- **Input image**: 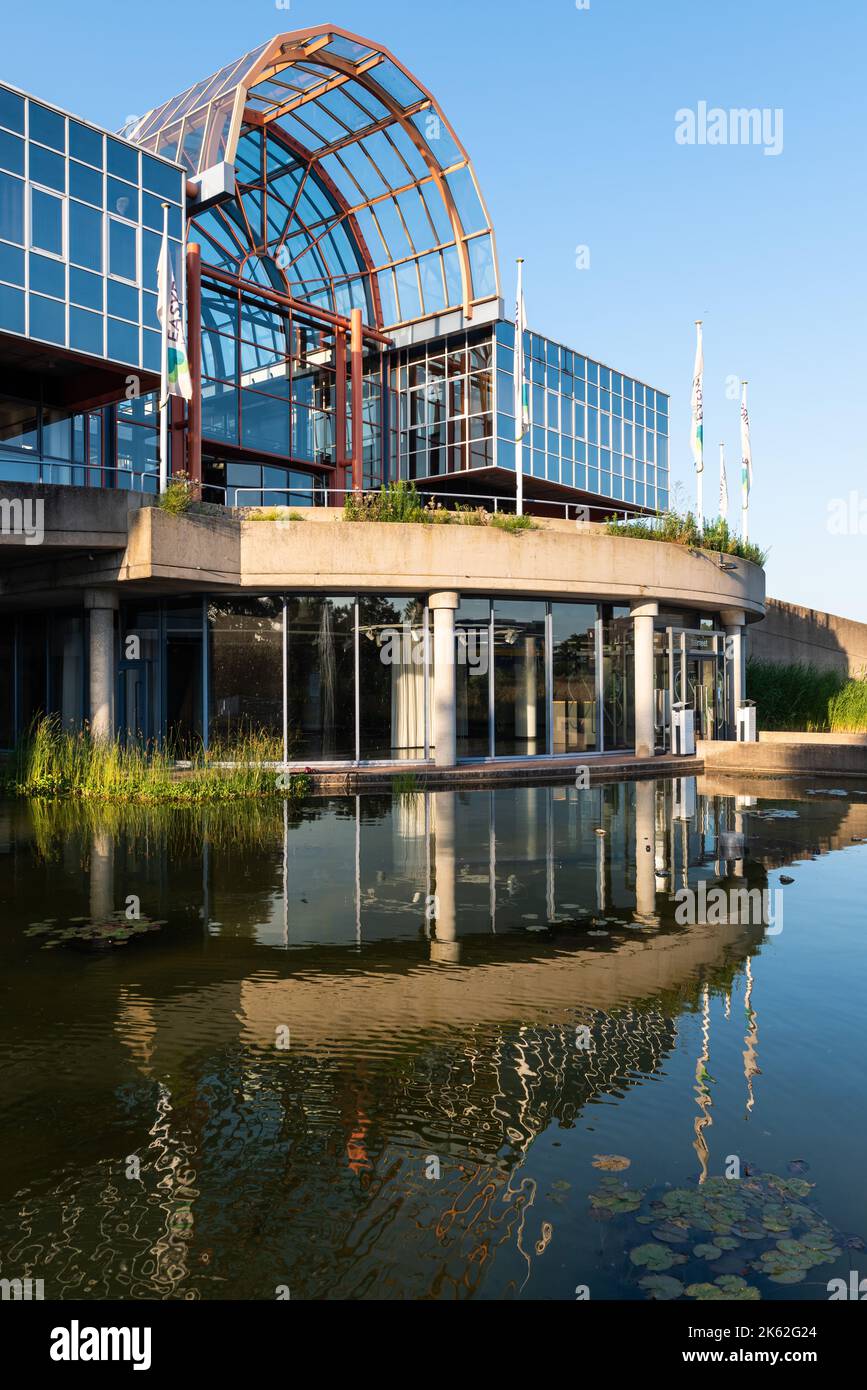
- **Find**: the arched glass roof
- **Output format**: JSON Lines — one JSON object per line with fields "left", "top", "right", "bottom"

{"left": 122, "top": 27, "right": 500, "bottom": 330}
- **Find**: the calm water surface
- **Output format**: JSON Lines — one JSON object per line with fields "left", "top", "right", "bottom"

{"left": 1, "top": 776, "right": 865, "bottom": 1301}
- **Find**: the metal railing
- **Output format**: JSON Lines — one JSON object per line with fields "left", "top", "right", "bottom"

{"left": 0, "top": 463, "right": 655, "bottom": 525}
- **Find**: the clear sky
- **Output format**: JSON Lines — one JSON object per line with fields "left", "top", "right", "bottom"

{"left": 6, "top": 0, "right": 865, "bottom": 618}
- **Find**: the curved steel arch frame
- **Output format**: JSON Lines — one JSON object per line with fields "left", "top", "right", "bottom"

{"left": 124, "top": 26, "right": 501, "bottom": 331}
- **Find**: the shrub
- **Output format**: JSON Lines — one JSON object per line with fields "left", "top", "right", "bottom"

{"left": 605, "top": 509, "right": 766, "bottom": 566}
{"left": 491, "top": 512, "right": 534, "bottom": 534}
{"left": 158, "top": 473, "right": 194, "bottom": 516}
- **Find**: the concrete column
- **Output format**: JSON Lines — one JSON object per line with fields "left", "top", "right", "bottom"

{"left": 429, "top": 591, "right": 459, "bottom": 768}
{"left": 631, "top": 600, "right": 659, "bottom": 759}
{"left": 85, "top": 589, "right": 118, "bottom": 742}
{"left": 634, "top": 778, "right": 657, "bottom": 923}
{"left": 721, "top": 608, "right": 747, "bottom": 736}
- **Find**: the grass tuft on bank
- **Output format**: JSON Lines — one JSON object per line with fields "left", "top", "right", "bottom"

{"left": 747, "top": 660, "right": 867, "bottom": 732}
{"left": 605, "top": 511, "right": 766, "bottom": 566}
{"left": 2, "top": 717, "right": 311, "bottom": 804}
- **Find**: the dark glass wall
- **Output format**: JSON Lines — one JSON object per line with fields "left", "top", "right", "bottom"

{"left": 551, "top": 602, "right": 598, "bottom": 753}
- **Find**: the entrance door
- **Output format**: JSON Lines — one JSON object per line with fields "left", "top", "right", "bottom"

{"left": 668, "top": 628, "right": 729, "bottom": 742}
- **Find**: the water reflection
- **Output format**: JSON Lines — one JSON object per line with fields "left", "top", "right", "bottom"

{"left": 0, "top": 777, "right": 865, "bottom": 1300}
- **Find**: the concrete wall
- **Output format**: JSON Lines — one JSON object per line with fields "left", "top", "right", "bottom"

{"left": 749, "top": 597, "right": 867, "bottom": 677}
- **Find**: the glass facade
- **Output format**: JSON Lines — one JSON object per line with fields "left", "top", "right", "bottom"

{"left": 123, "top": 32, "right": 499, "bottom": 329}
{"left": 0, "top": 81, "right": 185, "bottom": 371}
{"left": 391, "top": 320, "right": 669, "bottom": 513}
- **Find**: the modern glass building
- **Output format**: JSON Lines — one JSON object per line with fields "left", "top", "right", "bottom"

{"left": 0, "top": 26, "right": 761, "bottom": 766}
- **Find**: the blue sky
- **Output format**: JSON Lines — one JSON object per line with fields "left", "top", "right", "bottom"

{"left": 6, "top": 0, "right": 865, "bottom": 618}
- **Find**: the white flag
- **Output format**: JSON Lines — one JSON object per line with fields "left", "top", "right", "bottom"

{"left": 740, "top": 382, "right": 752, "bottom": 507}
{"left": 690, "top": 321, "right": 704, "bottom": 474}
{"left": 157, "top": 228, "right": 192, "bottom": 404}
{"left": 719, "top": 443, "right": 728, "bottom": 519}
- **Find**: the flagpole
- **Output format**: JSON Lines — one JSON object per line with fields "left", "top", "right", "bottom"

{"left": 159, "top": 201, "right": 170, "bottom": 494}
{"left": 514, "top": 258, "right": 525, "bottom": 517}
{"left": 741, "top": 380, "right": 750, "bottom": 543}
{"left": 692, "top": 320, "right": 704, "bottom": 530}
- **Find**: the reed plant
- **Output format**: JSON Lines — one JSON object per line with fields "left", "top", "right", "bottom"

{"left": 746, "top": 660, "right": 867, "bottom": 732}
{"left": 605, "top": 510, "right": 766, "bottom": 566}
{"left": 2, "top": 716, "right": 311, "bottom": 804}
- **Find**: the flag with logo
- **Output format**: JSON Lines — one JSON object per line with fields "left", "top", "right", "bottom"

{"left": 719, "top": 442, "right": 729, "bottom": 518}
{"left": 157, "top": 230, "right": 192, "bottom": 403}
{"left": 690, "top": 321, "right": 704, "bottom": 475}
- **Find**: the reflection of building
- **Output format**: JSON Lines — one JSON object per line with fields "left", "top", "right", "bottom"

{"left": 0, "top": 28, "right": 764, "bottom": 762}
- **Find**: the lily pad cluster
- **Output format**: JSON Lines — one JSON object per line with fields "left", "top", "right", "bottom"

{"left": 25, "top": 911, "right": 165, "bottom": 950}
{"left": 590, "top": 1169, "right": 853, "bottom": 1301}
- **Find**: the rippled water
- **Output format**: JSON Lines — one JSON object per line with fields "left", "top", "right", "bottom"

{"left": 0, "top": 775, "right": 865, "bottom": 1301}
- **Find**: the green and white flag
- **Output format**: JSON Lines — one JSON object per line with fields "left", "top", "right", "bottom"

{"left": 690, "top": 321, "right": 704, "bottom": 475}
{"left": 157, "top": 228, "right": 192, "bottom": 404}
{"left": 719, "top": 442, "right": 728, "bottom": 519}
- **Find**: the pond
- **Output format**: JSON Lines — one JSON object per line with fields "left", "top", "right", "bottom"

{"left": 0, "top": 775, "right": 865, "bottom": 1302}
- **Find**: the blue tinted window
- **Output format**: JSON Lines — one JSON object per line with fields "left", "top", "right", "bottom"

{"left": 0, "top": 173, "right": 24, "bottom": 242}
{"left": 107, "top": 316, "right": 139, "bottom": 364}
{"left": 29, "top": 143, "right": 65, "bottom": 192}
{"left": 141, "top": 153, "right": 181, "bottom": 202}
{"left": 69, "top": 160, "right": 102, "bottom": 206}
{"left": 70, "top": 266, "right": 102, "bottom": 309}
{"left": 107, "top": 279, "right": 138, "bottom": 321}
{"left": 108, "top": 218, "right": 136, "bottom": 279}
{"left": 142, "top": 328, "right": 160, "bottom": 371}
{"left": 69, "top": 200, "right": 102, "bottom": 271}
{"left": 0, "top": 282, "right": 24, "bottom": 332}
{"left": 31, "top": 188, "right": 63, "bottom": 255}
{"left": 0, "top": 87, "right": 25, "bottom": 135}
{"left": 107, "top": 137, "right": 137, "bottom": 183}
{"left": 587, "top": 360, "right": 598, "bottom": 385}
{"left": 0, "top": 240, "right": 24, "bottom": 284}
{"left": 142, "top": 290, "right": 159, "bottom": 332}
{"left": 107, "top": 178, "right": 137, "bottom": 220}
{"left": 0, "top": 129, "right": 24, "bottom": 176}
{"left": 69, "top": 120, "right": 102, "bottom": 167}
{"left": 29, "top": 103, "right": 65, "bottom": 151}
{"left": 29, "top": 292, "right": 65, "bottom": 343}
{"left": 70, "top": 306, "right": 103, "bottom": 356}
{"left": 29, "top": 252, "right": 64, "bottom": 297}
{"left": 142, "top": 192, "right": 182, "bottom": 237}
{"left": 600, "top": 366, "right": 610, "bottom": 390}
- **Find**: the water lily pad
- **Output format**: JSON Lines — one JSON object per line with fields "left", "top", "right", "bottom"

{"left": 768, "top": 1270, "right": 806, "bottom": 1285}
{"left": 694, "top": 1243, "right": 722, "bottom": 1260}
{"left": 592, "top": 1154, "right": 630, "bottom": 1172}
{"left": 715, "top": 1236, "right": 740, "bottom": 1251}
{"left": 630, "top": 1243, "right": 685, "bottom": 1272}
{"left": 640, "top": 1274, "right": 684, "bottom": 1301}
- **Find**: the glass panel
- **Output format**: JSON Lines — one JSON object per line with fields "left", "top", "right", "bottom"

{"left": 358, "top": 595, "right": 426, "bottom": 760}
{"left": 209, "top": 597, "right": 283, "bottom": 752}
{"left": 493, "top": 600, "right": 546, "bottom": 757}
{"left": 602, "top": 607, "right": 634, "bottom": 750}
{"left": 286, "top": 595, "right": 355, "bottom": 760}
{"left": 455, "top": 598, "right": 490, "bottom": 758}
{"left": 552, "top": 603, "right": 598, "bottom": 753}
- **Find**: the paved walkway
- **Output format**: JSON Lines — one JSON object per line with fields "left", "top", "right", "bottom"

{"left": 301, "top": 752, "right": 703, "bottom": 794}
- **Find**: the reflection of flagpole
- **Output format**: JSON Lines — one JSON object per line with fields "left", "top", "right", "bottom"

{"left": 693, "top": 984, "right": 713, "bottom": 1184}
{"left": 743, "top": 955, "right": 760, "bottom": 1116}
